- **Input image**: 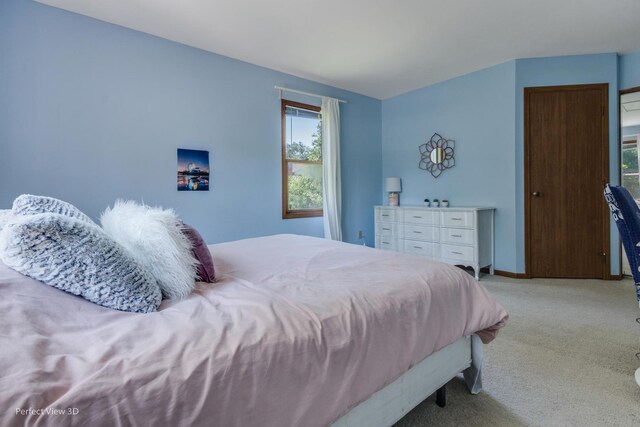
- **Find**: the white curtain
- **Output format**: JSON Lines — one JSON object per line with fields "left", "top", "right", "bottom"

{"left": 321, "top": 97, "right": 342, "bottom": 241}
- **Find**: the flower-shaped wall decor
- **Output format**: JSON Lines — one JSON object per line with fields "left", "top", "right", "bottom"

{"left": 419, "top": 133, "right": 455, "bottom": 178}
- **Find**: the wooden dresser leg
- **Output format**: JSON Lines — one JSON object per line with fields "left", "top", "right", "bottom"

{"left": 436, "top": 385, "right": 446, "bottom": 408}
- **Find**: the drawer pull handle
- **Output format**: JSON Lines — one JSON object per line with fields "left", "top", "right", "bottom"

{"left": 382, "top": 241, "right": 390, "bottom": 244}
{"left": 382, "top": 214, "right": 389, "bottom": 217}
{"left": 452, "top": 251, "right": 463, "bottom": 255}
{"left": 413, "top": 216, "right": 422, "bottom": 218}
{"left": 451, "top": 218, "right": 462, "bottom": 221}
{"left": 413, "top": 246, "right": 423, "bottom": 249}
{"left": 413, "top": 231, "right": 422, "bottom": 234}
{"left": 382, "top": 228, "right": 390, "bottom": 231}
{"left": 452, "top": 234, "right": 462, "bottom": 238}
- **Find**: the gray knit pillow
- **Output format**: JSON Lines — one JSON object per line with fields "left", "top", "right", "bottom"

{"left": 13, "top": 194, "right": 94, "bottom": 224}
{"left": 0, "top": 213, "right": 162, "bottom": 313}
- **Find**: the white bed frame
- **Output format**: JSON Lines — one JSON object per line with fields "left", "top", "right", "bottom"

{"left": 332, "top": 336, "right": 473, "bottom": 427}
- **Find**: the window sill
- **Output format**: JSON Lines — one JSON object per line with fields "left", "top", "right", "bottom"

{"left": 283, "top": 209, "right": 323, "bottom": 219}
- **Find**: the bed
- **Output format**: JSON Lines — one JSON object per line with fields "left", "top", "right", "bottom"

{"left": 0, "top": 234, "right": 507, "bottom": 426}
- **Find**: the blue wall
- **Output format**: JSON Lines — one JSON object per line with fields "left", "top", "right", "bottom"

{"left": 2, "top": 0, "right": 637, "bottom": 272}
{"left": 515, "top": 54, "right": 620, "bottom": 275}
{"left": 382, "top": 54, "right": 623, "bottom": 275}
{"left": 620, "top": 51, "right": 640, "bottom": 90}
{"left": 382, "top": 61, "right": 517, "bottom": 271}
{"left": 0, "top": 0, "right": 382, "bottom": 245}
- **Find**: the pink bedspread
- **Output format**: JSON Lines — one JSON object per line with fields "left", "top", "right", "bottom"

{"left": 0, "top": 234, "right": 507, "bottom": 427}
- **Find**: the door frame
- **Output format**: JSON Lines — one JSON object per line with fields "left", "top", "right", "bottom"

{"left": 619, "top": 86, "right": 640, "bottom": 277}
{"left": 524, "top": 83, "right": 610, "bottom": 279}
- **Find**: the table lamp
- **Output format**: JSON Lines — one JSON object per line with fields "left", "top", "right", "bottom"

{"left": 385, "top": 177, "right": 402, "bottom": 207}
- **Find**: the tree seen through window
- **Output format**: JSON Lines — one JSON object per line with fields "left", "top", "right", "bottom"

{"left": 282, "top": 100, "right": 323, "bottom": 218}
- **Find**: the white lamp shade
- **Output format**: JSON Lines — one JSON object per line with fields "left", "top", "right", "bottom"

{"left": 385, "top": 177, "right": 402, "bottom": 193}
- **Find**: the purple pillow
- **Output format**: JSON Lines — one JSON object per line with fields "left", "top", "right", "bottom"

{"left": 181, "top": 223, "right": 216, "bottom": 283}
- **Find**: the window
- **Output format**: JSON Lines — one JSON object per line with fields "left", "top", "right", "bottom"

{"left": 281, "top": 100, "right": 323, "bottom": 219}
{"left": 622, "top": 137, "right": 640, "bottom": 200}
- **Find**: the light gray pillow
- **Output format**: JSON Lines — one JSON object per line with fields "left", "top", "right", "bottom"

{"left": 13, "top": 194, "right": 94, "bottom": 224}
{"left": 0, "top": 213, "right": 162, "bottom": 313}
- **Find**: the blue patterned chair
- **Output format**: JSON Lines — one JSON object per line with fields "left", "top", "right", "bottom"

{"left": 604, "top": 184, "right": 640, "bottom": 304}
{"left": 603, "top": 184, "right": 640, "bottom": 387}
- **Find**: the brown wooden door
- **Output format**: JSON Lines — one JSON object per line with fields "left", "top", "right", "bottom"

{"left": 525, "top": 84, "right": 609, "bottom": 278}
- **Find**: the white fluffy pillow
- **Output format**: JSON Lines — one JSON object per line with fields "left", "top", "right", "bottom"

{"left": 0, "top": 210, "right": 14, "bottom": 232}
{"left": 100, "top": 200, "right": 198, "bottom": 300}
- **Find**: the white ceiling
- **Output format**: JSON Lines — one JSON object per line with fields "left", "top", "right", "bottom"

{"left": 35, "top": 0, "right": 640, "bottom": 99}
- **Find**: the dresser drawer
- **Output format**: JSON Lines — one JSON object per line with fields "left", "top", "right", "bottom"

{"left": 441, "top": 227, "right": 474, "bottom": 245}
{"left": 403, "top": 224, "right": 438, "bottom": 242}
{"left": 374, "top": 206, "right": 494, "bottom": 281}
{"left": 440, "top": 244, "right": 474, "bottom": 262}
{"left": 441, "top": 211, "right": 474, "bottom": 228}
{"left": 376, "top": 237, "right": 398, "bottom": 251}
{"left": 403, "top": 209, "right": 439, "bottom": 226}
{"left": 376, "top": 222, "right": 397, "bottom": 237}
{"left": 376, "top": 208, "right": 397, "bottom": 223}
{"left": 403, "top": 240, "right": 438, "bottom": 258}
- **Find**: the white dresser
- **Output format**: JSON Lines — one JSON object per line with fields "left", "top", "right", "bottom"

{"left": 374, "top": 206, "right": 495, "bottom": 280}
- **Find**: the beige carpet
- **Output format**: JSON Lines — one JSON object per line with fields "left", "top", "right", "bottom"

{"left": 394, "top": 275, "right": 640, "bottom": 427}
